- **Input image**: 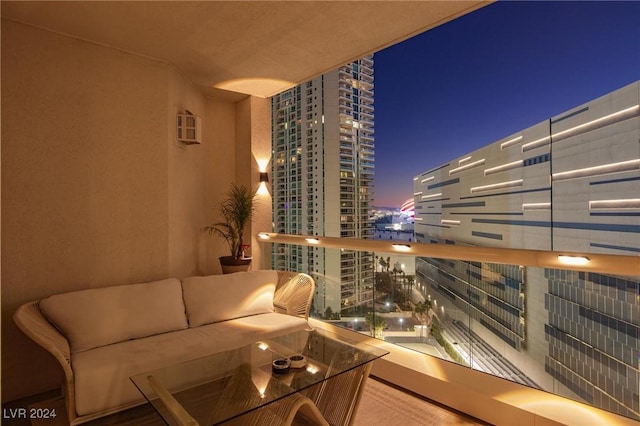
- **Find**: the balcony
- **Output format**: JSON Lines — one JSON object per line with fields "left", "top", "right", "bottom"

{"left": 359, "top": 110, "right": 374, "bottom": 121}
{"left": 359, "top": 72, "right": 374, "bottom": 84}
{"left": 259, "top": 232, "right": 639, "bottom": 425}
{"left": 5, "top": 2, "right": 638, "bottom": 426}
{"left": 360, "top": 56, "right": 374, "bottom": 68}
{"left": 359, "top": 102, "right": 374, "bottom": 113}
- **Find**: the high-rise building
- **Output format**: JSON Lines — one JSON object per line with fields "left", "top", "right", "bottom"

{"left": 413, "top": 81, "right": 639, "bottom": 419}
{"left": 271, "top": 55, "right": 376, "bottom": 317}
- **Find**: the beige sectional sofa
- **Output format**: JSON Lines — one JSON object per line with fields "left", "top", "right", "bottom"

{"left": 14, "top": 270, "right": 315, "bottom": 425}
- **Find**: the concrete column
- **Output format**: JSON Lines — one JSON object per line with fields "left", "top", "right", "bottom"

{"left": 236, "top": 96, "right": 273, "bottom": 271}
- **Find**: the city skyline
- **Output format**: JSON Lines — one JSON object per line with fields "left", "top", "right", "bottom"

{"left": 374, "top": 0, "right": 640, "bottom": 207}
{"left": 271, "top": 57, "right": 376, "bottom": 316}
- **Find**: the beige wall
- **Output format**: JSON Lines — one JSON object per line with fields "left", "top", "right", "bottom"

{"left": 249, "top": 97, "right": 274, "bottom": 270}
{"left": 0, "top": 20, "right": 263, "bottom": 401}
{"left": 167, "top": 66, "right": 207, "bottom": 278}
{"left": 236, "top": 97, "right": 273, "bottom": 270}
{"left": 198, "top": 97, "right": 238, "bottom": 275}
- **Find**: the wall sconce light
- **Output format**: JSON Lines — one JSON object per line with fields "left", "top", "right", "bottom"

{"left": 392, "top": 244, "right": 411, "bottom": 252}
{"left": 258, "top": 232, "right": 271, "bottom": 240}
{"left": 558, "top": 255, "right": 590, "bottom": 266}
{"left": 257, "top": 172, "right": 269, "bottom": 195}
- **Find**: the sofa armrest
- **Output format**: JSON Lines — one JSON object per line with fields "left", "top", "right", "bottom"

{"left": 14, "top": 301, "right": 77, "bottom": 423}
{"left": 274, "top": 271, "right": 315, "bottom": 320}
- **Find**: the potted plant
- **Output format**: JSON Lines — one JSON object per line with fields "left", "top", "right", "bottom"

{"left": 203, "top": 183, "right": 257, "bottom": 274}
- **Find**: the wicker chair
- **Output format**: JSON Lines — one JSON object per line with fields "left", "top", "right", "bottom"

{"left": 208, "top": 363, "right": 328, "bottom": 426}
{"left": 275, "top": 271, "right": 315, "bottom": 320}
{"left": 299, "top": 335, "right": 374, "bottom": 426}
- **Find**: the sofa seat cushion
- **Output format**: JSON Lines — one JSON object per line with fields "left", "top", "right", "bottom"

{"left": 182, "top": 270, "right": 278, "bottom": 327}
{"left": 71, "top": 313, "right": 309, "bottom": 416}
{"left": 39, "top": 278, "right": 188, "bottom": 353}
{"left": 224, "top": 312, "right": 310, "bottom": 335}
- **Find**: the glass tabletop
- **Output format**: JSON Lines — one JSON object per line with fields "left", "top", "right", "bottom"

{"left": 130, "top": 327, "right": 388, "bottom": 425}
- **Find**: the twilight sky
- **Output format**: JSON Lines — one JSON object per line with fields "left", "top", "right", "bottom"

{"left": 373, "top": 1, "right": 640, "bottom": 208}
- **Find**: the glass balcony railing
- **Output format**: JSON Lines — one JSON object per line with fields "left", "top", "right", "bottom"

{"left": 260, "top": 232, "right": 640, "bottom": 422}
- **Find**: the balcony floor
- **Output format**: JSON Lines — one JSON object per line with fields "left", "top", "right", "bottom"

{"left": 12, "top": 377, "right": 488, "bottom": 426}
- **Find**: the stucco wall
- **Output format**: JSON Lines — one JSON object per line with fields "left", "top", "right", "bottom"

{"left": 167, "top": 67, "right": 207, "bottom": 278}
{"left": 0, "top": 20, "right": 241, "bottom": 401}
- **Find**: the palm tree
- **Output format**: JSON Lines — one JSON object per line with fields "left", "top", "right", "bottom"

{"left": 365, "top": 312, "right": 386, "bottom": 339}
{"left": 391, "top": 266, "right": 399, "bottom": 302}
{"left": 414, "top": 300, "right": 434, "bottom": 329}
{"left": 203, "top": 183, "right": 257, "bottom": 260}
{"left": 401, "top": 270, "right": 406, "bottom": 297}
{"left": 406, "top": 274, "right": 415, "bottom": 298}
{"left": 378, "top": 257, "right": 387, "bottom": 273}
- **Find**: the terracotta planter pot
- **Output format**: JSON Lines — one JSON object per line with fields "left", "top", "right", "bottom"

{"left": 219, "top": 256, "right": 251, "bottom": 274}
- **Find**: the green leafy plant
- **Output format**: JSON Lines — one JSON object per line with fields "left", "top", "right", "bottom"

{"left": 203, "top": 183, "right": 257, "bottom": 260}
{"left": 365, "top": 312, "right": 387, "bottom": 339}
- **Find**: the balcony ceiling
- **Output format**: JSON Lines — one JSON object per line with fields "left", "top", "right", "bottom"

{"left": 1, "top": 1, "right": 489, "bottom": 100}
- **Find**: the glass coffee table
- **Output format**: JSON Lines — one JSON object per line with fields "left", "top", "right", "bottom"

{"left": 131, "top": 327, "right": 388, "bottom": 426}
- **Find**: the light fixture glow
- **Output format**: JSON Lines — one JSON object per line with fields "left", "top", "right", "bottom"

{"left": 257, "top": 159, "right": 269, "bottom": 173}
{"left": 522, "top": 202, "right": 551, "bottom": 211}
{"left": 392, "top": 244, "right": 411, "bottom": 252}
{"left": 521, "top": 136, "right": 550, "bottom": 153}
{"left": 257, "top": 171, "right": 270, "bottom": 195}
{"left": 589, "top": 199, "right": 640, "bottom": 210}
{"left": 421, "top": 193, "right": 442, "bottom": 200}
{"left": 257, "top": 182, "right": 269, "bottom": 195}
{"left": 521, "top": 105, "right": 639, "bottom": 153}
{"left": 470, "top": 179, "right": 523, "bottom": 194}
{"left": 257, "top": 342, "right": 269, "bottom": 351}
{"left": 258, "top": 232, "right": 271, "bottom": 240}
{"left": 306, "top": 364, "right": 319, "bottom": 375}
{"left": 558, "top": 255, "right": 590, "bottom": 266}
{"left": 216, "top": 77, "right": 297, "bottom": 99}
{"left": 484, "top": 160, "right": 524, "bottom": 176}
{"left": 553, "top": 105, "right": 639, "bottom": 139}
{"left": 449, "top": 159, "right": 486, "bottom": 175}
{"left": 553, "top": 159, "right": 640, "bottom": 181}
{"left": 306, "top": 238, "right": 320, "bottom": 244}
{"left": 500, "top": 135, "right": 523, "bottom": 150}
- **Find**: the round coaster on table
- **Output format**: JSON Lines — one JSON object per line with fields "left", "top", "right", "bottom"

{"left": 288, "top": 354, "right": 307, "bottom": 369}
{"left": 272, "top": 358, "right": 291, "bottom": 374}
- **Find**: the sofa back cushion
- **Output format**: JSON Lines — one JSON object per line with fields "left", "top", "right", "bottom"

{"left": 39, "top": 278, "right": 188, "bottom": 353}
{"left": 182, "top": 270, "right": 277, "bottom": 327}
